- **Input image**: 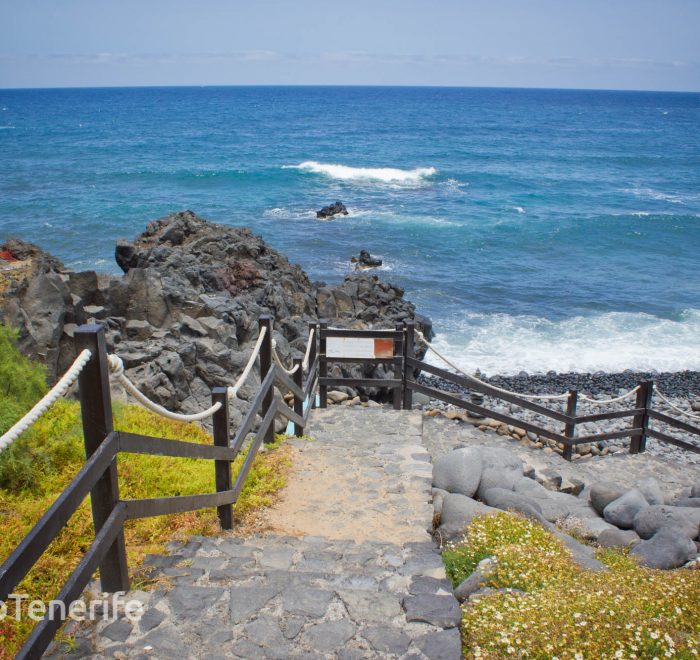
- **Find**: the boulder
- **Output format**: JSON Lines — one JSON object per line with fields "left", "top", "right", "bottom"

{"left": 475, "top": 447, "right": 523, "bottom": 500}
{"left": 316, "top": 201, "right": 348, "bottom": 219}
{"left": 603, "top": 489, "right": 649, "bottom": 529}
{"left": 635, "top": 477, "right": 665, "bottom": 506}
{"left": 432, "top": 447, "right": 482, "bottom": 498}
{"left": 481, "top": 488, "right": 547, "bottom": 524}
{"left": 567, "top": 517, "right": 619, "bottom": 541}
{"left": 633, "top": 505, "right": 700, "bottom": 540}
{"left": 630, "top": 529, "right": 698, "bottom": 570}
{"left": 453, "top": 558, "right": 497, "bottom": 602}
{"left": 674, "top": 498, "right": 700, "bottom": 508}
{"left": 438, "top": 494, "right": 499, "bottom": 537}
{"left": 432, "top": 488, "right": 449, "bottom": 516}
{"left": 589, "top": 481, "right": 627, "bottom": 516}
{"left": 351, "top": 250, "right": 383, "bottom": 269}
{"left": 597, "top": 528, "right": 641, "bottom": 549}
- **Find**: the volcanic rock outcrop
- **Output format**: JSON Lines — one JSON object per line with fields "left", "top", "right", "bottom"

{"left": 1, "top": 211, "right": 430, "bottom": 428}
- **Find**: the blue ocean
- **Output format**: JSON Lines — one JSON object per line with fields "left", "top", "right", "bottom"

{"left": 1, "top": 86, "right": 699, "bottom": 375}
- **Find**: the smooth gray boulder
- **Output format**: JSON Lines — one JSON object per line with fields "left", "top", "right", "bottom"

{"left": 482, "top": 488, "right": 547, "bottom": 524}
{"left": 636, "top": 477, "right": 665, "bottom": 505}
{"left": 453, "top": 558, "right": 497, "bottom": 602}
{"left": 590, "top": 481, "right": 627, "bottom": 516}
{"left": 633, "top": 505, "right": 700, "bottom": 540}
{"left": 567, "top": 516, "right": 618, "bottom": 541}
{"left": 603, "top": 489, "right": 649, "bottom": 529}
{"left": 475, "top": 448, "right": 524, "bottom": 500}
{"left": 674, "top": 497, "right": 700, "bottom": 508}
{"left": 432, "top": 447, "right": 482, "bottom": 497}
{"left": 598, "top": 528, "right": 641, "bottom": 548}
{"left": 630, "top": 529, "right": 698, "bottom": 569}
{"left": 438, "top": 493, "right": 499, "bottom": 536}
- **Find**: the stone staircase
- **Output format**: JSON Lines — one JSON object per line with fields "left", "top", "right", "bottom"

{"left": 49, "top": 408, "right": 463, "bottom": 659}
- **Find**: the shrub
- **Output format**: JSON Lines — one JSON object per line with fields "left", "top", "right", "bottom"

{"left": 446, "top": 513, "right": 700, "bottom": 659}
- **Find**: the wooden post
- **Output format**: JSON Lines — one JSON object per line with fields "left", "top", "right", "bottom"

{"left": 74, "top": 324, "right": 130, "bottom": 593}
{"left": 562, "top": 389, "right": 578, "bottom": 462}
{"left": 212, "top": 387, "right": 232, "bottom": 530}
{"left": 319, "top": 320, "right": 328, "bottom": 408}
{"left": 309, "top": 322, "right": 318, "bottom": 408}
{"left": 630, "top": 380, "right": 653, "bottom": 454}
{"left": 258, "top": 315, "right": 275, "bottom": 444}
{"left": 393, "top": 323, "right": 403, "bottom": 410}
{"left": 293, "top": 357, "right": 304, "bottom": 436}
{"left": 403, "top": 320, "right": 415, "bottom": 410}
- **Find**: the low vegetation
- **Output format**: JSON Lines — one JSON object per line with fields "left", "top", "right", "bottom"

{"left": 443, "top": 512, "right": 700, "bottom": 659}
{"left": 0, "top": 325, "right": 292, "bottom": 656}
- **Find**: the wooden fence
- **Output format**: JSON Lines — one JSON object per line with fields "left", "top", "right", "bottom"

{"left": 0, "top": 316, "right": 317, "bottom": 659}
{"left": 316, "top": 320, "right": 700, "bottom": 461}
{"left": 3, "top": 317, "right": 699, "bottom": 657}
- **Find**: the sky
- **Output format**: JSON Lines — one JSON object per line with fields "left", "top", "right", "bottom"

{"left": 1, "top": 0, "right": 699, "bottom": 91}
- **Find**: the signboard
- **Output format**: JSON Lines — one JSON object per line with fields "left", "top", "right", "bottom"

{"left": 326, "top": 337, "right": 395, "bottom": 359}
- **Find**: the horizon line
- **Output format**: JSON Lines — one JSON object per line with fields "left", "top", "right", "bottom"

{"left": 1, "top": 83, "right": 699, "bottom": 95}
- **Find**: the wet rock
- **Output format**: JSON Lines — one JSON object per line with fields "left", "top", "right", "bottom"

{"left": 316, "top": 201, "right": 348, "bottom": 219}
{"left": 351, "top": 249, "right": 383, "bottom": 269}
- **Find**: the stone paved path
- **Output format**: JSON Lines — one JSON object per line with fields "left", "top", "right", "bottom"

{"left": 53, "top": 409, "right": 462, "bottom": 659}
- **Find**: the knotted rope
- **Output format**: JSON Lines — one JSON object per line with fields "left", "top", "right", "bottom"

{"left": 654, "top": 389, "right": 700, "bottom": 421}
{"left": 0, "top": 349, "right": 93, "bottom": 452}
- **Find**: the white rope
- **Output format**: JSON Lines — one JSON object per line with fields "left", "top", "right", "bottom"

{"left": 578, "top": 387, "right": 640, "bottom": 405}
{"left": 0, "top": 349, "right": 93, "bottom": 452}
{"left": 271, "top": 338, "right": 299, "bottom": 375}
{"left": 107, "top": 354, "right": 223, "bottom": 422}
{"left": 228, "top": 326, "right": 268, "bottom": 400}
{"left": 302, "top": 327, "right": 315, "bottom": 371}
{"left": 415, "top": 330, "right": 569, "bottom": 401}
{"left": 654, "top": 389, "right": 700, "bottom": 421}
{"left": 107, "top": 325, "right": 269, "bottom": 421}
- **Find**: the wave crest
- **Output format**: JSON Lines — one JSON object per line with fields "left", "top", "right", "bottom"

{"left": 283, "top": 161, "right": 437, "bottom": 183}
{"left": 425, "top": 309, "right": 700, "bottom": 376}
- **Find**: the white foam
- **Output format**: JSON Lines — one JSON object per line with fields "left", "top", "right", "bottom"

{"left": 512, "top": 206, "right": 526, "bottom": 214}
{"left": 283, "top": 161, "right": 437, "bottom": 184}
{"left": 424, "top": 309, "right": 700, "bottom": 376}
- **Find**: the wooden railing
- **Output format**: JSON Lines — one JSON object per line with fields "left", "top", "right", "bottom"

{"left": 0, "top": 316, "right": 319, "bottom": 659}
{"left": 316, "top": 320, "right": 700, "bottom": 461}
{"left": 4, "top": 316, "right": 699, "bottom": 656}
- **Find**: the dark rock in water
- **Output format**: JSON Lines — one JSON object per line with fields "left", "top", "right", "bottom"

{"left": 1, "top": 211, "right": 431, "bottom": 417}
{"left": 316, "top": 201, "right": 348, "bottom": 219}
{"left": 350, "top": 249, "right": 383, "bottom": 269}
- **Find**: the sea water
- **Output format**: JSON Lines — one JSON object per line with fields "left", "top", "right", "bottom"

{"left": 1, "top": 86, "right": 699, "bottom": 375}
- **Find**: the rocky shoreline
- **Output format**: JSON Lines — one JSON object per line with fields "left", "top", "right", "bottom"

{"left": 0, "top": 211, "right": 431, "bottom": 428}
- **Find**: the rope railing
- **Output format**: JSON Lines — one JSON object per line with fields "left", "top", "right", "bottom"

{"left": 416, "top": 330, "right": 643, "bottom": 407}
{"left": 107, "top": 325, "right": 270, "bottom": 422}
{"left": 654, "top": 389, "right": 700, "bottom": 421}
{"left": 271, "top": 338, "right": 299, "bottom": 375}
{"left": 415, "top": 330, "right": 569, "bottom": 401}
{"left": 0, "top": 349, "right": 93, "bottom": 452}
{"left": 302, "top": 327, "right": 315, "bottom": 371}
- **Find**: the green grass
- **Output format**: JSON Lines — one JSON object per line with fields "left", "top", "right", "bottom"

{"left": 0, "top": 326, "right": 292, "bottom": 656}
{"left": 445, "top": 513, "right": 700, "bottom": 659}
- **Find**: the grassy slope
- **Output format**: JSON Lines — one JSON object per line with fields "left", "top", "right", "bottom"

{"left": 444, "top": 513, "right": 700, "bottom": 659}
{"left": 0, "top": 327, "right": 291, "bottom": 656}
